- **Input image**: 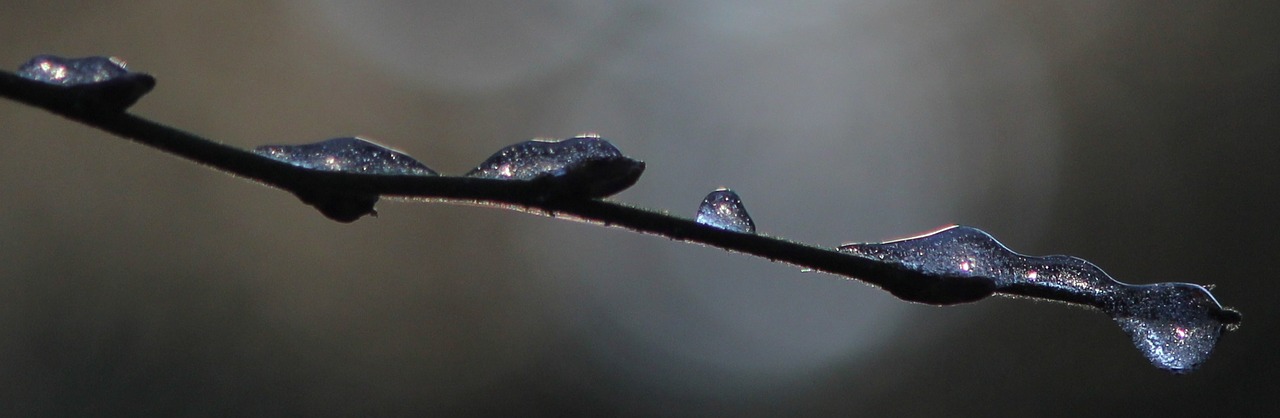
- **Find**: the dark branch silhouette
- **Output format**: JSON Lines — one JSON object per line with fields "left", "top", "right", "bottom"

{"left": 0, "top": 58, "right": 1241, "bottom": 373}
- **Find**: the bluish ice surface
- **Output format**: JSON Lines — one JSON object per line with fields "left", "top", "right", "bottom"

{"left": 467, "top": 135, "right": 626, "bottom": 180}
{"left": 254, "top": 137, "right": 438, "bottom": 176}
{"left": 466, "top": 135, "right": 644, "bottom": 198}
{"left": 18, "top": 55, "right": 131, "bottom": 85}
{"left": 254, "top": 137, "right": 435, "bottom": 222}
{"left": 695, "top": 188, "right": 755, "bottom": 233}
{"left": 15, "top": 54, "right": 155, "bottom": 111}
{"left": 838, "top": 225, "right": 1240, "bottom": 373}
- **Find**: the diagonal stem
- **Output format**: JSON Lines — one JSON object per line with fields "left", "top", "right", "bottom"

{"left": 1, "top": 68, "right": 997, "bottom": 305}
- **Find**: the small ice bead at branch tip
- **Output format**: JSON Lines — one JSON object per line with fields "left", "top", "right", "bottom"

{"left": 695, "top": 188, "right": 756, "bottom": 233}
{"left": 837, "top": 225, "right": 1238, "bottom": 372}
{"left": 253, "top": 137, "right": 438, "bottom": 176}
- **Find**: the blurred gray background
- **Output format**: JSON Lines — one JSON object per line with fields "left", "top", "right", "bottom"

{"left": 1, "top": 1, "right": 1276, "bottom": 416}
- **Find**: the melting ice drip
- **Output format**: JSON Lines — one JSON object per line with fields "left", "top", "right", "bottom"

{"left": 466, "top": 135, "right": 645, "bottom": 198}
{"left": 254, "top": 137, "right": 438, "bottom": 176}
{"left": 838, "top": 225, "right": 1241, "bottom": 373}
{"left": 16, "top": 54, "right": 154, "bottom": 110}
{"left": 695, "top": 188, "right": 756, "bottom": 233}
{"left": 254, "top": 137, "right": 437, "bottom": 222}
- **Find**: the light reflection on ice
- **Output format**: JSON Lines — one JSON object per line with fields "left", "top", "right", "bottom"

{"left": 255, "top": 137, "right": 438, "bottom": 176}
{"left": 466, "top": 135, "right": 644, "bottom": 198}
{"left": 839, "top": 225, "right": 1240, "bottom": 373}
{"left": 695, "top": 188, "right": 756, "bottom": 233}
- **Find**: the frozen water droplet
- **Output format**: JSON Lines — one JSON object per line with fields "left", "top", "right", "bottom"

{"left": 254, "top": 137, "right": 438, "bottom": 176}
{"left": 1111, "top": 283, "right": 1239, "bottom": 373}
{"left": 16, "top": 55, "right": 156, "bottom": 111}
{"left": 466, "top": 136, "right": 624, "bottom": 180}
{"left": 695, "top": 188, "right": 755, "bottom": 233}
{"left": 290, "top": 189, "right": 380, "bottom": 223}
{"left": 18, "top": 55, "right": 130, "bottom": 85}
{"left": 838, "top": 225, "right": 1240, "bottom": 372}
{"left": 254, "top": 137, "right": 436, "bottom": 222}
{"left": 466, "top": 135, "right": 645, "bottom": 198}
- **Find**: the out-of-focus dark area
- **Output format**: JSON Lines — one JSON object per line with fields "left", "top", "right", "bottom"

{"left": 2, "top": 1, "right": 1277, "bottom": 416}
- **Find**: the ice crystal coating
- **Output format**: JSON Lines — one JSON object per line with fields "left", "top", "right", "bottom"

{"left": 695, "top": 188, "right": 755, "bottom": 233}
{"left": 254, "top": 137, "right": 438, "bottom": 176}
{"left": 465, "top": 135, "right": 644, "bottom": 198}
{"left": 15, "top": 54, "right": 155, "bottom": 111}
{"left": 838, "top": 225, "right": 1240, "bottom": 373}
{"left": 18, "top": 55, "right": 129, "bottom": 85}
{"left": 254, "top": 137, "right": 436, "bottom": 222}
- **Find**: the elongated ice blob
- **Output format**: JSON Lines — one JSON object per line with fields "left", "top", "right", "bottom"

{"left": 16, "top": 55, "right": 155, "bottom": 111}
{"left": 19, "top": 55, "right": 129, "bottom": 85}
{"left": 838, "top": 225, "right": 1241, "bottom": 373}
{"left": 465, "top": 135, "right": 645, "bottom": 198}
{"left": 254, "top": 137, "right": 437, "bottom": 222}
{"left": 695, "top": 188, "right": 756, "bottom": 233}
{"left": 255, "top": 137, "right": 438, "bottom": 176}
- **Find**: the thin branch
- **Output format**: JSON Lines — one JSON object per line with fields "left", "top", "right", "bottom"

{"left": 0, "top": 64, "right": 1241, "bottom": 372}
{"left": 0, "top": 68, "right": 993, "bottom": 305}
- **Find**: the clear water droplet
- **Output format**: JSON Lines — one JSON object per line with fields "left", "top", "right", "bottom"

{"left": 16, "top": 54, "right": 155, "bottom": 110}
{"left": 838, "top": 225, "right": 1240, "bottom": 373}
{"left": 695, "top": 188, "right": 755, "bottom": 233}
{"left": 465, "top": 135, "right": 644, "bottom": 198}
{"left": 254, "top": 137, "right": 438, "bottom": 176}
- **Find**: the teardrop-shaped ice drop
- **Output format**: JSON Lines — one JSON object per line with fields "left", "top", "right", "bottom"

{"left": 290, "top": 188, "right": 380, "bottom": 224}
{"left": 695, "top": 188, "right": 755, "bottom": 233}
{"left": 838, "top": 225, "right": 1240, "bottom": 373}
{"left": 1110, "top": 283, "right": 1239, "bottom": 373}
{"left": 16, "top": 54, "right": 155, "bottom": 111}
{"left": 254, "top": 137, "right": 438, "bottom": 176}
{"left": 465, "top": 135, "right": 645, "bottom": 198}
